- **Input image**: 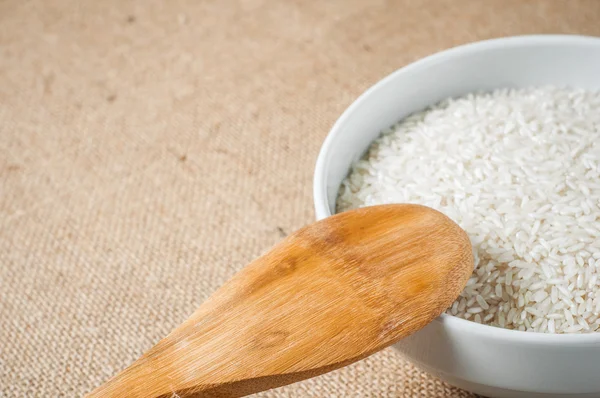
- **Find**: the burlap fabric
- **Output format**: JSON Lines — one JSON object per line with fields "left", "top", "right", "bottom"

{"left": 2, "top": 1, "right": 599, "bottom": 396}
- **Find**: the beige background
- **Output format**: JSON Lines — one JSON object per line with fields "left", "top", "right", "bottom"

{"left": 1, "top": 0, "right": 600, "bottom": 396}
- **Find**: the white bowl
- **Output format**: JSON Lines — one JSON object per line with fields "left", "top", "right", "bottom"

{"left": 313, "top": 35, "right": 600, "bottom": 398}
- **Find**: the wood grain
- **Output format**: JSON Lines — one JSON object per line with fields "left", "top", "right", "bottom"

{"left": 88, "top": 204, "right": 473, "bottom": 397}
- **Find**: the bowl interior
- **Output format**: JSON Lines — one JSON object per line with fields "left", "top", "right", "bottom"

{"left": 314, "top": 35, "right": 600, "bottom": 219}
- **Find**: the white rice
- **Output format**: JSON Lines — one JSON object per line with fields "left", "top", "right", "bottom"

{"left": 336, "top": 86, "right": 600, "bottom": 333}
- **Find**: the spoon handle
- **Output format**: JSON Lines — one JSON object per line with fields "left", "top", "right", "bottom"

{"left": 86, "top": 279, "right": 362, "bottom": 397}
{"left": 86, "top": 243, "right": 364, "bottom": 398}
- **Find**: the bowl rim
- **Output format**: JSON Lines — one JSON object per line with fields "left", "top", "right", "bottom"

{"left": 313, "top": 34, "right": 600, "bottom": 343}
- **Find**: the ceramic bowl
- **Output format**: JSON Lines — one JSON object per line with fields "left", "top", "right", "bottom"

{"left": 313, "top": 35, "right": 600, "bottom": 398}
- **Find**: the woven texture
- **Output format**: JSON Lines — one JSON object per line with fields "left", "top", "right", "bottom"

{"left": 1, "top": 1, "right": 600, "bottom": 396}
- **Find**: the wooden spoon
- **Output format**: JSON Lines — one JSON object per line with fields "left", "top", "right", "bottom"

{"left": 87, "top": 204, "right": 473, "bottom": 398}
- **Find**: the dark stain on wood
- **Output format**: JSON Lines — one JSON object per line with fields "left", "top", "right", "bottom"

{"left": 245, "top": 257, "right": 299, "bottom": 298}
{"left": 276, "top": 257, "right": 297, "bottom": 276}
{"left": 252, "top": 330, "right": 288, "bottom": 349}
